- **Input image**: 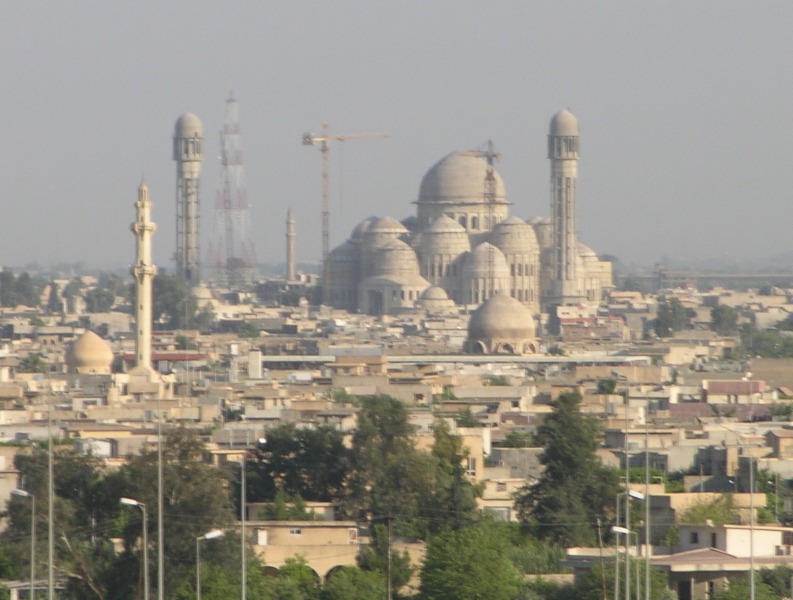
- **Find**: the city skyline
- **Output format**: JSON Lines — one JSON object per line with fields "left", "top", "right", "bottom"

{"left": 1, "top": 2, "right": 791, "bottom": 272}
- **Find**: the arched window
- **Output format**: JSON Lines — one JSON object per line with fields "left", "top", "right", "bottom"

{"left": 459, "top": 215, "right": 467, "bottom": 228}
{"left": 471, "top": 216, "right": 479, "bottom": 230}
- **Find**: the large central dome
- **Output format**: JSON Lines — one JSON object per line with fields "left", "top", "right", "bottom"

{"left": 416, "top": 151, "right": 509, "bottom": 232}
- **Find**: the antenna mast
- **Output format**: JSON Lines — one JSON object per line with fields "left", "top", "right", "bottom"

{"left": 210, "top": 91, "right": 257, "bottom": 287}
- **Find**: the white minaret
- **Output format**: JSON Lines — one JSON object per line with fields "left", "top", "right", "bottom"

{"left": 173, "top": 113, "right": 204, "bottom": 284}
{"left": 286, "top": 208, "right": 296, "bottom": 281}
{"left": 131, "top": 181, "right": 157, "bottom": 372}
{"left": 548, "top": 109, "right": 583, "bottom": 305}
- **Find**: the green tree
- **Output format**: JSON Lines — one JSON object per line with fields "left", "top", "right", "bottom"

{"left": 596, "top": 379, "right": 618, "bottom": 394}
{"left": 0, "top": 269, "right": 16, "bottom": 307}
{"left": 654, "top": 296, "right": 688, "bottom": 337}
{"left": 357, "top": 524, "right": 413, "bottom": 592}
{"left": 419, "top": 521, "right": 523, "bottom": 600}
{"left": 15, "top": 272, "right": 39, "bottom": 307}
{"left": 84, "top": 287, "right": 116, "bottom": 312}
{"left": 246, "top": 423, "right": 349, "bottom": 504}
{"left": 575, "top": 561, "right": 674, "bottom": 600}
{"left": 500, "top": 430, "right": 535, "bottom": 448}
{"left": 18, "top": 353, "right": 47, "bottom": 373}
{"left": 343, "top": 395, "right": 436, "bottom": 537}
{"left": 758, "top": 565, "right": 793, "bottom": 598}
{"left": 114, "top": 428, "right": 237, "bottom": 598}
{"left": 678, "top": 495, "right": 737, "bottom": 525}
{"left": 454, "top": 408, "right": 480, "bottom": 427}
{"left": 236, "top": 321, "right": 260, "bottom": 338}
{"left": 515, "top": 391, "right": 620, "bottom": 546}
{"left": 322, "top": 566, "right": 385, "bottom": 600}
{"left": 710, "top": 305, "right": 740, "bottom": 336}
{"left": 46, "top": 280, "right": 63, "bottom": 314}
{"left": 711, "top": 576, "right": 777, "bottom": 600}
{"left": 426, "top": 419, "right": 482, "bottom": 533}
{"left": 152, "top": 274, "right": 214, "bottom": 330}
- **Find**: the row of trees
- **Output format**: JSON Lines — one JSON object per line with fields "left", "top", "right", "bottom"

{"left": 12, "top": 389, "right": 755, "bottom": 599}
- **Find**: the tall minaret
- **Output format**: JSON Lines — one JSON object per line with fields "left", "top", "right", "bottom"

{"left": 173, "top": 113, "right": 204, "bottom": 284}
{"left": 286, "top": 208, "right": 296, "bottom": 281}
{"left": 131, "top": 181, "right": 157, "bottom": 372}
{"left": 548, "top": 109, "right": 583, "bottom": 305}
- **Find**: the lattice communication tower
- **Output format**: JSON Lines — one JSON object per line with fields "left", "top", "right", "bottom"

{"left": 209, "top": 92, "right": 257, "bottom": 287}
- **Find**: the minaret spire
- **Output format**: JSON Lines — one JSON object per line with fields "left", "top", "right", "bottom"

{"left": 548, "top": 108, "right": 583, "bottom": 305}
{"left": 131, "top": 181, "right": 157, "bottom": 373}
{"left": 286, "top": 208, "right": 296, "bottom": 281}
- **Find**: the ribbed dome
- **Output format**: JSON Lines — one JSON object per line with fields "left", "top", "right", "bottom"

{"left": 65, "top": 331, "right": 113, "bottom": 374}
{"left": 350, "top": 216, "right": 379, "bottom": 243}
{"left": 371, "top": 239, "right": 421, "bottom": 278}
{"left": 418, "top": 151, "right": 506, "bottom": 204}
{"left": 370, "top": 216, "right": 408, "bottom": 235}
{"left": 175, "top": 113, "right": 203, "bottom": 138}
{"left": 549, "top": 109, "right": 579, "bottom": 136}
{"left": 467, "top": 294, "right": 536, "bottom": 342}
{"left": 462, "top": 243, "right": 509, "bottom": 278}
{"left": 491, "top": 216, "right": 539, "bottom": 253}
{"left": 420, "top": 215, "right": 471, "bottom": 257}
{"left": 421, "top": 285, "right": 449, "bottom": 301}
{"left": 428, "top": 214, "right": 467, "bottom": 234}
{"left": 328, "top": 240, "right": 359, "bottom": 261}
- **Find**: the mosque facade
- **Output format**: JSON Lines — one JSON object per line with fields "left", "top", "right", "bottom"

{"left": 324, "top": 110, "right": 612, "bottom": 318}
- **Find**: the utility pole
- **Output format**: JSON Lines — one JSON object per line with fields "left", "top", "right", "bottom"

{"left": 302, "top": 124, "right": 387, "bottom": 299}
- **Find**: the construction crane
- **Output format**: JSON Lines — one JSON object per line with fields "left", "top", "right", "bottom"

{"left": 302, "top": 123, "right": 388, "bottom": 266}
{"left": 474, "top": 140, "right": 501, "bottom": 300}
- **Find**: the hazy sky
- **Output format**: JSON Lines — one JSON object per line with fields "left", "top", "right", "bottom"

{"left": 2, "top": 2, "right": 791, "bottom": 273}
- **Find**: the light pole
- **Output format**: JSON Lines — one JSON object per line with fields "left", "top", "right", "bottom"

{"left": 12, "top": 489, "right": 35, "bottom": 600}
{"left": 120, "top": 498, "right": 149, "bottom": 600}
{"left": 196, "top": 529, "right": 224, "bottom": 600}
{"left": 612, "top": 526, "right": 638, "bottom": 600}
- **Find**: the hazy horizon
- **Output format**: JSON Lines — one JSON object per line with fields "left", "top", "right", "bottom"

{"left": 2, "top": 2, "right": 791, "bottom": 273}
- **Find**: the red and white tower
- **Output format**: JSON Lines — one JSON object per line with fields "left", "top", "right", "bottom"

{"left": 209, "top": 91, "right": 257, "bottom": 287}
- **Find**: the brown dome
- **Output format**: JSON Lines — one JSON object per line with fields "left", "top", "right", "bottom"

{"left": 466, "top": 294, "right": 536, "bottom": 354}
{"left": 65, "top": 331, "right": 113, "bottom": 374}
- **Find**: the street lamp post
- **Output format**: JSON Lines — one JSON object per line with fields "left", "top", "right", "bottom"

{"left": 196, "top": 530, "right": 224, "bottom": 600}
{"left": 12, "top": 489, "right": 35, "bottom": 600}
{"left": 120, "top": 498, "right": 149, "bottom": 600}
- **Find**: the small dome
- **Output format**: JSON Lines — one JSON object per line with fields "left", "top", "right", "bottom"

{"left": 371, "top": 239, "right": 421, "bottom": 278}
{"left": 467, "top": 294, "right": 536, "bottom": 352}
{"left": 350, "top": 216, "right": 379, "bottom": 243}
{"left": 65, "top": 331, "right": 113, "bottom": 374}
{"left": 418, "top": 151, "right": 506, "bottom": 205}
{"left": 401, "top": 215, "right": 419, "bottom": 232}
{"left": 328, "top": 240, "right": 359, "bottom": 261}
{"left": 549, "top": 109, "right": 578, "bottom": 136}
{"left": 578, "top": 242, "right": 597, "bottom": 259}
{"left": 491, "top": 216, "right": 539, "bottom": 253}
{"left": 463, "top": 243, "right": 509, "bottom": 278}
{"left": 428, "top": 214, "right": 467, "bottom": 234}
{"left": 420, "top": 286, "right": 449, "bottom": 301}
{"left": 370, "top": 216, "right": 408, "bottom": 235}
{"left": 175, "top": 113, "right": 203, "bottom": 138}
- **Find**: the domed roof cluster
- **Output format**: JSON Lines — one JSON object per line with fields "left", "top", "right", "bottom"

{"left": 65, "top": 331, "right": 114, "bottom": 374}
{"left": 175, "top": 113, "right": 203, "bottom": 138}
{"left": 324, "top": 109, "right": 613, "bottom": 348}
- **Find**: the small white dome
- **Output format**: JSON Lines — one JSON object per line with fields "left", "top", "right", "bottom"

{"left": 549, "top": 109, "right": 579, "bottom": 136}
{"left": 175, "top": 113, "right": 203, "bottom": 138}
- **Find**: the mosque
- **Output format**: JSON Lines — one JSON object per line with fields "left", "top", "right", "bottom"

{"left": 324, "top": 109, "right": 613, "bottom": 330}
